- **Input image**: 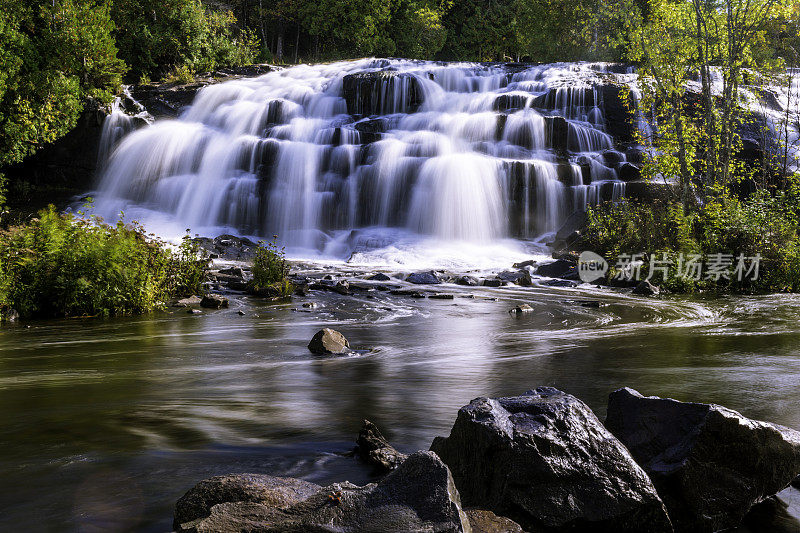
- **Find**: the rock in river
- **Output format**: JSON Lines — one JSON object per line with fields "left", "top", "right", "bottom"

{"left": 535, "top": 259, "right": 578, "bottom": 280}
{"left": 174, "top": 451, "right": 470, "bottom": 532}
{"left": 406, "top": 271, "right": 442, "bottom": 284}
{"left": 200, "top": 294, "right": 229, "bottom": 309}
{"left": 308, "top": 328, "right": 351, "bottom": 355}
{"left": 606, "top": 387, "right": 800, "bottom": 533}
{"left": 431, "top": 387, "right": 672, "bottom": 533}
{"left": 353, "top": 420, "right": 408, "bottom": 473}
{"left": 174, "top": 474, "right": 320, "bottom": 531}
{"left": 632, "top": 280, "right": 660, "bottom": 296}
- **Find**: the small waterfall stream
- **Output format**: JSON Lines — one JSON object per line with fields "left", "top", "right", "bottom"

{"left": 94, "top": 59, "right": 636, "bottom": 258}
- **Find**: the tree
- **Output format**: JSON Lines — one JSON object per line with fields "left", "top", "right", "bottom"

{"left": 391, "top": 1, "right": 448, "bottom": 59}
{"left": 628, "top": 0, "right": 795, "bottom": 207}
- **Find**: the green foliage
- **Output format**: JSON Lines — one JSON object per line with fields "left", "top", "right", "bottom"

{"left": 0, "top": 206, "right": 207, "bottom": 319}
{"left": 391, "top": 1, "right": 448, "bottom": 59}
{"left": 111, "top": 0, "right": 260, "bottom": 79}
{"left": 0, "top": 0, "right": 124, "bottom": 170}
{"left": 162, "top": 65, "right": 196, "bottom": 85}
{"left": 628, "top": 0, "right": 795, "bottom": 198}
{"left": 250, "top": 237, "right": 290, "bottom": 294}
{"left": 582, "top": 184, "right": 800, "bottom": 293}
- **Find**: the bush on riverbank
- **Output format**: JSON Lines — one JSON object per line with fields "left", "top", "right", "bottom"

{"left": 581, "top": 184, "right": 800, "bottom": 293}
{"left": 248, "top": 238, "right": 292, "bottom": 297}
{"left": 0, "top": 206, "right": 206, "bottom": 319}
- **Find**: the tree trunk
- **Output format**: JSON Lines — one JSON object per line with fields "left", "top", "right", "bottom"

{"left": 294, "top": 23, "right": 300, "bottom": 64}
{"left": 276, "top": 19, "right": 284, "bottom": 63}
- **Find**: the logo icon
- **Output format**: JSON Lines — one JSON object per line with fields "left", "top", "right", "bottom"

{"left": 578, "top": 251, "right": 608, "bottom": 283}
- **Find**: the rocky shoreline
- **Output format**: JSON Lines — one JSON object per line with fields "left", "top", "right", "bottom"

{"left": 173, "top": 387, "right": 800, "bottom": 533}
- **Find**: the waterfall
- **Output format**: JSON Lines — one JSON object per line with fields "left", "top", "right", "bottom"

{"left": 94, "top": 59, "right": 633, "bottom": 256}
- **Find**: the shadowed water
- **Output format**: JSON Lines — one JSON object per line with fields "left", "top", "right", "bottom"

{"left": 1, "top": 278, "right": 800, "bottom": 531}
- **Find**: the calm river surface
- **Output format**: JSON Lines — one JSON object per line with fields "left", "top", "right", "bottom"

{"left": 2, "top": 272, "right": 800, "bottom": 531}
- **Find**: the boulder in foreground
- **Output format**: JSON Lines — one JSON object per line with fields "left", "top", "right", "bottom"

{"left": 307, "top": 328, "right": 351, "bottom": 355}
{"left": 174, "top": 451, "right": 470, "bottom": 532}
{"left": 174, "top": 474, "right": 320, "bottom": 531}
{"left": 606, "top": 387, "right": 800, "bottom": 533}
{"left": 430, "top": 387, "right": 672, "bottom": 532}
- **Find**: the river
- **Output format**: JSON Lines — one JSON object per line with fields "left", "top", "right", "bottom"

{"left": 2, "top": 271, "right": 800, "bottom": 531}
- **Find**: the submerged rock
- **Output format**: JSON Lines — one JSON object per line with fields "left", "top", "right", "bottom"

{"left": 456, "top": 275, "right": 480, "bottom": 286}
{"left": 367, "top": 272, "right": 391, "bottom": 281}
{"left": 200, "top": 294, "right": 229, "bottom": 309}
{"left": 406, "top": 271, "right": 442, "bottom": 284}
{"left": 430, "top": 293, "right": 455, "bottom": 300}
{"left": 308, "top": 328, "right": 351, "bottom": 355}
{"left": 174, "top": 451, "right": 470, "bottom": 533}
{"left": 353, "top": 420, "right": 407, "bottom": 473}
{"left": 431, "top": 387, "right": 672, "bottom": 533}
{"left": 509, "top": 304, "right": 533, "bottom": 314}
{"left": 606, "top": 387, "right": 800, "bottom": 533}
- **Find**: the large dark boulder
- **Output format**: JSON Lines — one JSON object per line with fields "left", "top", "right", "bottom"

{"left": 174, "top": 451, "right": 470, "bottom": 532}
{"left": 342, "top": 71, "right": 424, "bottom": 116}
{"left": 618, "top": 162, "right": 642, "bottom": 182}
{"left": 353, "top": 420, "right": 407, "bottom": 473}
{"left": 605, "top": 388, "right": 800, "bottom": 533}
{"left": 497, "top": 270, "right": 532, "bottom": 286}
{"left": 535, "top": 259, "right": 578, "bottom": 280}
{"left": 407, "top": 271, "right": 442, "bottom": 284}
{"left": 430, "top": 388, "right": 673, "bottom": 533}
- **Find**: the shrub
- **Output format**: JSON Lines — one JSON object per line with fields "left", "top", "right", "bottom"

{"left": 161, "top": 65, "right": 195, "bottom": 84}
{"left": 249, "top": 237, "right": 292, "bottom": 297}
{"left": 581, "top": 185, "right": 800, "bottom": 293}
{"left": 0, "top": 206, "right": 206, "bottom": 318}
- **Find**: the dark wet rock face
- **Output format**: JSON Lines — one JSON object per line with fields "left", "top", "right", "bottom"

{"left": 342, "top": 71, "right": 424, "bottom": 116}
{"left": 431, "top": 387, "right": 672, "bottom": 533}
{"left": 606, "top": 387, "right": 800, "bottom": 533}
{"left": 353, "top": 420, "right": 407, "bottom": 473}
{"left": 535, "top": 259, "right": 578, "bottom": 280}
{"left": 200, "top": 294, "right": 228, "bottom": 309}
{"left": 406, "top": 271, "right": 442, "bottom": 284}
{"left": 174, "top": 451, "right": 470, "bottom": 532}
{"left": 307, "top": 328, "right": 350, "bottom": 355}
{"left": 632, "top": 280, "right": 660, "bottom": 296}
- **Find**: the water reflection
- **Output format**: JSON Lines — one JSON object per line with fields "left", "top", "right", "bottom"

{"left": 1, "top": 283, "right": 800, "bottom": 530}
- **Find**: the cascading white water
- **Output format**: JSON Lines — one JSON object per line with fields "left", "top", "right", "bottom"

{"left": 94, "top": 59, "right": 633, "bottom": 259}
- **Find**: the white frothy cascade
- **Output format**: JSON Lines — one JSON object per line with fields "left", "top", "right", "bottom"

{"left": 94, "top": 59, "right": 634, "bottom": 257}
